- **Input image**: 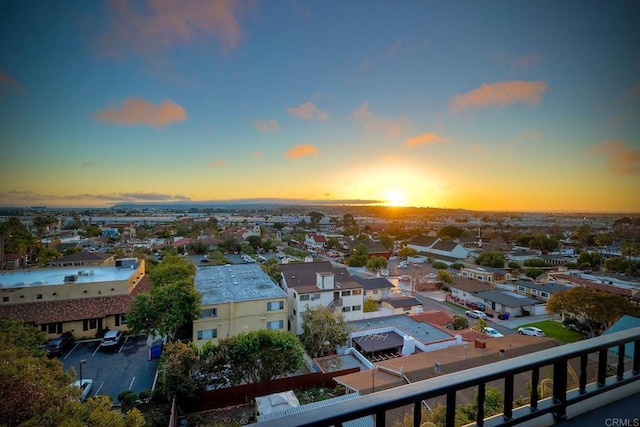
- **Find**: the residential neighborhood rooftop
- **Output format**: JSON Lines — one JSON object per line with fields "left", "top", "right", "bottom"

{"left": 0, "top": 265, "right": 138, "bottom": 288}
{"left": 195, "top": 263, "right": 286, "bottom": 305}
{"left": 347, "top": 314, "right": 454, "bottom": 344}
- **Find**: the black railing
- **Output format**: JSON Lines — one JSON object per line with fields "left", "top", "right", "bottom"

{"left": 253, "top": 327, "right": 640, "bottom": 427}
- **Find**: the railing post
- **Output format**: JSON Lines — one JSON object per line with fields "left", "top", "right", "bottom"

{"left": 617, "top": 344, "right": 625, "bottom": 380}
{"left": 446, "top": 391, "right": 456, "bottom": 427}
{"left": 503, "top": 374, "right": 513, "bottom": 421}
{"left": 413, "top": 402, "right": 421, "bottom": 427}
{"left": 579, "top": 354, "right": 588, "bottom": 394}
{"left": 552, "top": 360, "right": 567, "bottom": 421}
{"left": 634, "top": 340, "right": 640, "bottom": 375}
{"left": 476, "top": 383, "right": 485, "bottom": 426}
{"left": 598, "top": 349, "right": 608, "bottom": 386}
{"left": 531, "top": 368, "right": 539, "bottom": 410}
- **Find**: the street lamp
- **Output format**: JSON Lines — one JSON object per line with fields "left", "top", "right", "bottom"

{"left": 79, "top": 359, "right": 87, "bottom": 382}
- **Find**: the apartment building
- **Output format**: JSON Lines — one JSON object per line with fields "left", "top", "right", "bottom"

{"left": 192, "top": 263, "right": 288, "bottom": 347}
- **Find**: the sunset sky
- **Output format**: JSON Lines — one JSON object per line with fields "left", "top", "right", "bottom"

{"left": 1, "top": 1, "right": 639, "bottom": 213}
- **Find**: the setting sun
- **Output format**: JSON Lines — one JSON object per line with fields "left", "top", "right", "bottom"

{"left": 383, "top": 189, "right": 408, "bottom": 207}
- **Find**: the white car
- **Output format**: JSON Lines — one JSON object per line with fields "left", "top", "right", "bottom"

{"left": 483, "top": 327, "right": 504, "bottom": 338}
{"left": 465, "top": 310, "right": 487, "bottom": 319}
{"left": 73, "top": 379, "right": 93, "bottom": 401}
{"left": 518, "top": 326, "right": 545, "bottom": 336}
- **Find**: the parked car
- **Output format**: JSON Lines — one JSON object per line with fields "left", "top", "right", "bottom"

{"left": 518, "top": 326, "right": 545, "bottom": 336}
{"left": 44, "top": 332, "right": 74, "bottom": 357}
{"left": 467, "top": 301, "right": 486, "bottom": 311}
{"left": 73, "top": 379, "right": 93, "bottom": 401}
{"left": 100, "top": 330, "right": 124, "bottom": 349}
{"left": 465, "top": 310, "right": 487, "bottom": 319}
{"left": 483, "top": 327, "right": 504, "bottom": 338}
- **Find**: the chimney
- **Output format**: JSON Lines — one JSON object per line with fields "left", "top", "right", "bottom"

{"left": 316, "top": 272, "right": 335, "bottom": 290}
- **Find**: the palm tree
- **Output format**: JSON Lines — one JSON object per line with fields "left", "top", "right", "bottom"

{"left": 619, "top": 240, "right": 639, "bottom": 276}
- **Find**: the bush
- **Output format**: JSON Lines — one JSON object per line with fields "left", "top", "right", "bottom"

{"left": 118, "top": 389, "right": 138, "bottom": 411}
{"left": 432, "top": 261, "right": 448, "bottom": 270}
{"left": 138, "top": 389, "right": 153, "bottom": 401}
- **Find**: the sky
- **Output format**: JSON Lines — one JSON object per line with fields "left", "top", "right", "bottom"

{"left": 0, "top": 1, "right": 639, "bottom": 213}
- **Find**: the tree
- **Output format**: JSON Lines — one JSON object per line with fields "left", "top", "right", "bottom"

{"left": 436, "top": 269, "right": 452, "bottom": 283}
{"left": 222, "top": 330, "right": 304, "bottom": 384}
{"left": 620, "top": 240, "right": 639, "bottom": 276}
{"left": 574, "top": 224, "right": 593, "bottom": 249}
{"left": 438, "top": 225, "right": 465, "bottom": 239}
{"left": 348, "top": 243, "right": 369, "bottom": 267}
{"left": 148, "top": 255, "right": 196, "bottom": 288}
{"left": 247, "top": 235, "right": 262, "bottom": 250}
{"left": 451, "top": 314, "right": 469, "bottom": 330}
{"left": 398, "top": 247, "right": 418, "bottom": 257}
{"left": 524, "top": 267, "right": 544, "bottom": 279}
{"left": 126, "top": 278, "right": 201, "bottom": 341}
{"left": 363, "top": 298, "right": 377, "bottom": 312}
{"left": 309, "top": 211, "right": 324, "bottom": 228}
{"left": 156, "top": 341, "right": 200, "bottom": 399}
{"left": 326, "top": 237, "right": 341, "bottom": 250}
{"left": 475, "top": 251, "right": 505, "bottom": 268}
{"left": 366, "top": 255, "right": 388, "bottom": 272}
{"left": 300, "top": 305, "right": 350, "bottom": 357}
{"left": 546, "top": 287, "right": 635, "bottom": 337}
{"left": 379, "top": 234, "right": 394, "bottom": 250}
{"left": 261, "top": 257, "right": 283, "bottom": 282}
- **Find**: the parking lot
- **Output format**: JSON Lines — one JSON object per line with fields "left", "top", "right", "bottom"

{"left": 59, "top": 335, "right": 160, "bottom": 404}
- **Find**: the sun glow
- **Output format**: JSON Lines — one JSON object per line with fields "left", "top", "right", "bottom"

{"left": 383, "top": 189, "right": 408, "bottom": 207}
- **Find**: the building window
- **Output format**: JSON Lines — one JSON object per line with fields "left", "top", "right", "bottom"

{"left": 373, "top": 289, "right": 379, "bottom": 294}
{"left": 202, "top": 308, "right": 218, "bottom": 318}
{"left": 293, "top": 308, "right": 296, "bottom": 316}
{"left": 267, "top": 301, "right": 284, "bottom": 311}
{"left": 115, "top": 314, "right": 127, "bottom": 326}
{"left": 2, "top": 296, "right": 8, "bottom": 302}
{"left": 352, "top": 289, "right": 362, "bottom": 295}
{"left": 299, "top": 295, "right": 310, "bottom": 301}
{"left": 36, "top": 294, "right": 43, "bottom": 300}
{"left": 403, "top": 307, "right": 412, "bottom": 312}
{"left": 341, "top": 306, "right": 351, "bottom": 313}
{"left": 478, "top": 275, "right": 484, "bottom": 281}
{"left": 531, "top": 289, "right": 538, "bottom": 295}
{"left": 487, "top": 276, "right": 492, "bottom": 282}
{"left": 267, "top": 320, "right": 284, "bottom": 330}
{"left": 197, "top": 329, "right": 217, "bottom": 340}
{"left": 518, "top": 286, "right": 526, "bottom": 292}
{"left": 540, "top": 291, "right": 549, "bottom": 298}
{"left": 353, "top": 305, "right": 362, "bottom": 311}
{"left": 45, "top": 322, "right": 62, "bottom": 334}
{"left": 341, "top": 290, "right": 351, "bottom": 297}
{"left": 311, "top": 293, "right": 320, "bottom": 300}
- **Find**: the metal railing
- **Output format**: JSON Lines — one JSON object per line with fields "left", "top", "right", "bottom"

{"left": 253, "top": 327, "right": 640, "bottom": 427}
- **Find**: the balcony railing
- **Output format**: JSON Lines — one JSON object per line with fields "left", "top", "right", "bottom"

{"left": 327, "top": 297, "right": 343, "bottom": 311}
{"left": 253, "top": 327, "right": 640, "bottom": 427}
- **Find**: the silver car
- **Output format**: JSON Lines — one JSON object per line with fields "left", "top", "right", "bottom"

{"left": 100, "top": 330, "right": 124, "bottom": 349}
{"left": 518, "top": 326, "right": 545, "bottom": 336}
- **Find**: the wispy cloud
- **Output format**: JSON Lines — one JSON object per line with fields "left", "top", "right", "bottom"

{"left": 351, "top": 102, "right": 409, "bottom": 138}
{"left": 211, "top": 160, "right": 225, "bottom": 167}
{"left": 624, "top": 80, "right": 640, "bottom": 99}
{"left": 285, "top": 144, "right": 318, "bottom": 159}
{"left": 405, "top": 132, "right": 446, "bottom": 148}
{"left": 449, "top": 80, "right": 548, "bottom": 114}
{"left": 95, "top": 98, "right": 187, "bottom": 127}
{"left": 80, "top": 161, "right": 96, "bottom": 167}
{"left": 252, "top": 119, "right": 279, "bottom": 133}
{"left": 0, "top": 71, "right": 22, "bottom": 94}
{"left": 99, "top": 0, "right": 248, "bottom": 56}
{"left": 588, "top": 139, "right": 640, "bottom": 175}
{"left": 0, "top": 190, "right": 191, "bottom": 205}
{"left": 252, "top": 150, "right": 262, "bottom": 158}
{"left": 386, "top": 40, "right": 402, "bottom": 56}
{"left": 287, "top": 102, "right": 328, "bottom": 121}
{"left": 493, "top": 52, "right": 542, "bottom": 71}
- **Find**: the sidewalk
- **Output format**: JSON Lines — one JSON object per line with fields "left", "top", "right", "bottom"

{"left": 495, "top": 314, "right": 553, "bottom": 329}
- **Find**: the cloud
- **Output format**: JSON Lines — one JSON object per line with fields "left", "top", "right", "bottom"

{"left": 0, "top": 190, "right": 191, "bottom": 205}
{"left": 252, "top": 150, "right": 262, "bottom": 158}
{"left": 624, "top": 80, "right": 640, "bottom": 99}
{"left": 351, "top": 102, "right": 409, "bottom": 138}
{"left": 493, "top": 52, "right": 542, "bottom": 71}
{"left": 95, "top": 98, "right": 187, "bottom": 127}
{"left": 285, "top": 144, "right": 318, "bottom": 159}
{"left": 449, "top": 80, "right": 548, "bottom": 114}
{"left": 588, "top": 139, "right": 640, "bottom": 175}
{"left": 0, "top": 71, "right": 22, "bottom": 94}
{"left": 386, "top": 40, "right": 402, "bottom": 56}
{"left": 287, "top": 102, "right": 328, "bottom": 121}
{"left": 80, "top": 161, "right": 96, "bottom": 167}
{"left": 252, "top": 119, "right": 279, "bottom": 133}
{"left": 99, "top": 0, "right": 247, "bottom": 56}
{"left": 405, "top": 132, "right": 446, "bottom": 148}
{"left": 211, "top": 160, "right": 225, "bottom": 167}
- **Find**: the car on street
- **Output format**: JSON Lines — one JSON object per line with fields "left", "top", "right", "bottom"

{"left": 100, "top": 330, "right": 124, "bottom": 349}
{"left": 465, "top": 309, "right": 487, "bottom": 319}
{"left": 483, "top": 327, "right": 504, "bottom": 338}
{"left": 44, "top": 332, "right": 74, "bottom": 357}
{"left": 518, "top": 326, "right": 545, "bottom": 336}
{"left": 73, "top": 379, "right": 93, "bottom": 401}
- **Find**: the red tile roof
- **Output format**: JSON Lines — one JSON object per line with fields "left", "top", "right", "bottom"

{"left": 410, "top": 310, "right": 453, "bottom": 326}
{"left": 0, "top": 275, "right": 150, "bottom": 324}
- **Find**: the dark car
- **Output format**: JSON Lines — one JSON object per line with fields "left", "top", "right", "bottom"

{"left": 100, "top": 329, "right": 124, "bottom": 350}
{"left": 45, "top": 333, "right": 74, "bottom": 357}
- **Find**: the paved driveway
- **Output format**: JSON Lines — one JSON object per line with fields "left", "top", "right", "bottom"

{"left": 60, "top": 335, "right": 160, "bottom": 405}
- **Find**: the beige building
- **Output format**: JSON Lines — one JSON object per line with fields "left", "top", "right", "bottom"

{"left": 192, "top": 264, "right": 288, "bottom": 347}
{"left": 0, "top": 258, "right": 147, "bottom": 339}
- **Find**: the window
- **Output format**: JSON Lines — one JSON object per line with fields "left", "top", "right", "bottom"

{"left": 2, "top": 296, "right": 8, "bottom": 302}
{"left": 311, "top": 293, "right": 320, "bottom": 300}
{"left": 478, "top": 275, "right": 484, "bottom": 281}
{"left": 83, "top": 318, "right": 99, "bottom": 331}
{"left": 197, "top": 329, "right": 217, "bottom": 340}
{"left": 531, "top": 289, "right": 538, "bottom": 295}
{"left": 267, "top": 301, "right": 284, "bottom": 311}
{"left": 115, "top": 314, "right": 127, "bottom": 326}
{"left": 267, "top": 320, "right": 284, "bottom": 330}
{"left": 517, "top": 286, "right": 526, "bottom": 292}
{"left": 36, "top": 294, "right": 43, "bottom": 300}
{"left": 373, "top": 289, "right": 379, "bottom": 294}
{"left": 353, "top": 289, "right": 362, "bottom": 295}
{"left": 341, "top": 306, "right": 351, "bottom": 313}
{"left": 341, "top": 290, "right": 351, "bottom": 297}
{"left": 45, "top": 322, "right": 62, "bottom": 334}
{"left": 202, "top": 308, "right": 218, "bottom": 318}
{"left": 353, "top": 305, "right": 362, "bottom": 311}
{"left": 299, "top": 295, "right": 310, "bottom": 301}
{"left": 540, "top": 291, "right": 549, "bottom": 298}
